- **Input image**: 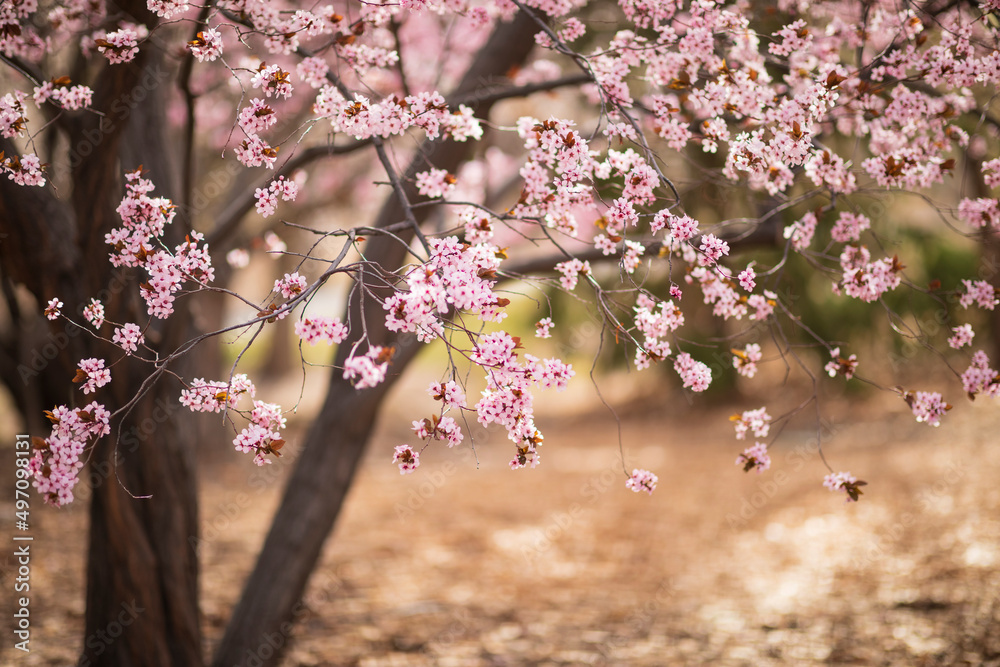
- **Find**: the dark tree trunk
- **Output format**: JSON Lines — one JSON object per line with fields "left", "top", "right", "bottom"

{"left": 1, "top": 2, "right": 204, "bottom": 663}
{"left": 210, "top": 12, "right": 543, "bottom": 667}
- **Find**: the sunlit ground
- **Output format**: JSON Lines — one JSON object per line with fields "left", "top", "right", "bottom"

{"left": 5, "top": 376, "right": 1000, "bottom": 666}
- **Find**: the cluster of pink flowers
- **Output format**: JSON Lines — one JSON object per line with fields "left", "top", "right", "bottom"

{"left": 824, "top": 471, "right": 866, "bottom": 502}
{"left": 957, "top": 198, "right": 1000, "bottom": 229}
{"left": 147, "top": 0, "right": 189, "bottom": 19}
{"left": 783, "top": 211, "right": 817, "bottom": 251}
{"left": 180, "top": 375, "right": 285, "bottom": 465}
{"left": 75, "top": 358, "right": 111, "bottom": 395}
{"left": 251, "top": 64, "right": 294, "bottom": 100}
{"left": 626, "top": 469, "right": 658, "bottom": 495}
{"left": 733, "top": 343, "right": 763, "bottom": 378}
{"left": 428, "top": 380, "right": 467, "bottom": 410}
{"left": 959, "top": 279, "right": 999, "bottom": 310}
{"left": 106, "top": 170, "right": 214, "bottom": 318}
{"left": 112, "top": 323, "right": 145, "bottom": 355}
{"left": 0, "top": 90, "right": 27, "bottom": 138}
{"left": 825, "top": 347, "right": 858, "bottom": 379}
{"left": 274, "top": 272, "right": 307, "bottom": 299}
{"left": 44, "top": 298, "right": 63, "bottom": 320}
{"left": 96, "top": 26, "right": 141, "bottom": 64}
{"left": 415, "top": 168, "right": 457, "bottom": 199}
{"left": 239, "top": 98, "right": 278, "bottom": 135}
{"left": 412, "top": 415, "right": 463, "bottom": 448}
{"left": 234, "top": 134, "right": 279, "bottom": 169}
{"left": 254, "top": 176, "right": 299, "bottom": 218}
{"left": 392, "top": 445, "right": 419, "bottom": 474}
{"left": 673, "top": 352, "right": 711, "bottom": 392}
{"left": 384, "top": 236, "right": 506, "bottom": 342}
{"left": 733, "top": 407, "right": 771, "bottom": 440}
{"left": 535, "top": 317, "right": 553, "bottom": 339}
{"left": 83, "top": 299, "right": 105, "bottom": 329}
{"left": 948, "top": 324, "right": 975, "bottom": 350}
{"left": 555, "top": 258, "right": 591, "bottom": 291}
{"left": 294, "top": 316, "right": 348, "bottom": 346}
{"left": 318, "top": 90, "right": 482, "bottom": 143}
{"left": 836, "top": 245, "right": 902, "bottom": 303}
{"left": 187, "top": 28, "right": 222, "bottom": 62}
{"left": 961, "top": 351, "right": 999, "bottom": 399}
{"left": 738, "top": 265, "right": 756, "bottom": 291}
{"left": 830, "top": 212, "right": 871, "bottom": 243}
{"left": 1, "top": 152, "right": 46, "bottom": 186}
{"left": 905, "top": 390, "right": 950, "bottom": 427}
{"left": 32, "top": 79, "right": 92, "bottom": 111}
{"left": 180, "top": 374, "right": 256, "bottom": 413}
{"left": 234, "top": 401, "right": 286, "bottom": 466}
{"left": 28, "top": 402, "right": 111, "bottom": 506}
{"left": 342, "top": 346, "right": 391, "bottom": 390}
{"left": 736, "top": 443, "right": 771, "bottom": 474}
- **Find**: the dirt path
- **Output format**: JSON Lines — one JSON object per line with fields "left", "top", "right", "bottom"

{"left": 5, "top": 395, "right": 1000, "bottom": 666}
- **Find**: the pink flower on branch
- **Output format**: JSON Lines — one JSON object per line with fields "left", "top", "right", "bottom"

{"left": 626, "top": 469, "right": 658, "bottom": 495}
{"left": 824, "top": 471, "right": 866, "bottom": 502}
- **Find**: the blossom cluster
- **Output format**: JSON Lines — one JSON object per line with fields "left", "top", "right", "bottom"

{"left": 28, "top": 402, "right": 111, "bottom": 506}
{"left": 106, "top": 170, "right": 214, "bottom": 318}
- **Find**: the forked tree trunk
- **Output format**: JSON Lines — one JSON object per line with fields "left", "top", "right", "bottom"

{"left": 211, "top": 11, "right": 543, "bottom": 666}
{"left": 1, "top": 2, "right": 205, "bottom": 662}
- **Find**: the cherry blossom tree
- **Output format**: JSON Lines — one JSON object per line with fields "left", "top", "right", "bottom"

{"left": 1, "top": 0, "right": 999, "bottom": 665}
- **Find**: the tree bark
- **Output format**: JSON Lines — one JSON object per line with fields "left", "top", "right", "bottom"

{"left": 211, "top": 11, "right": 544, "bottom": 667}
{"left": 1, "top": 1, "right": 204, "bottom": 662}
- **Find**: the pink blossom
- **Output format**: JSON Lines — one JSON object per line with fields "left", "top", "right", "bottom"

{"left": 415, "top": 168, "right": 456, "bottom": 199}
{"left": 343, "top": 347, "right": 391, "bottom": 389}
{"left": 555, "top": 258, "right": 590, "bottom": 291}
{"left": 112, "top": 323, "right": 144, "bottom": 354}
{"left": 823, "top": 471, "right": 866, "bottom": 502}
{"left": 957, "top": 197, "right": 1000, "bottom": 229}
{"left": 535, "top": 317, "right": 553, "bottom": 338}
{"left": 959, "top": 279, "right": 998, "bottom": 310}
{"left": 75, "top": 358, "right": 111, "bottom": 394}
{"left": 97, "top": 27, "right": 140, "bottom": 64}
{"left": 239, "top": 98, "right": 277, "bottom": 135}
{"left": 625, "top": 469, "right": 658, "bottom": 495}
{"left": 274, "top": 272, "right": 307, "bottom": 299}
{"left": 148, "top": 0, "right": 189, "bottom": 19}
{"left": 0, "top": 90, "right": 27, "bottom": 138}
{"left": 831, "top": 212, "right": 870, "bottom": 243}
{"left": 784, "top": 211, "right": 817, "bottom": 251}
{"left": 44, "top": 298, "right": 63, "bottom": 320}
{"left": 393, "top": 445, "right": 419, "bottom": 474}
{"left": 188, "top": 27, "right": 222, "bottom": 61}
{"left": 29, "top": 401, "right": 111, "bottom": 506}
{"left": 251, "top": 64, "right": 293, "bottom": 99}
{"left": 736, "top": 442, "right": 771, "bottom": 473}
{"left": 948, "top": 324, "right": 975, "bottom": 349}
{"left": 733, "top": 407, "right": 771, "bottom": 440}
{"left": 905, "top": 390, "right": 950, "bottom": 427}
{"left": 2, "top": 152, "right": 46, "bottom": 186}
{"left": 738, "top": 265, "right": 756, "bottom": 291}
{"left": 295, "top": 316, "right": 348, "bottom": 346}
{"left": 733, "top": 343, "right": 762, "bottom": 378}
{"left": 83, "top": 299, "right": 105, "bottom": 329}
{"left": 961, "top": 350, "right": 1000, "bottom": 398}
{"left": 674, "top": 352, "right": 711, "bottom": 392}
{"left": 824, "top": 347, "right": 858, "bottom": 379}
{"left": 698, "top": 234, "right": 729, "bottom": 264}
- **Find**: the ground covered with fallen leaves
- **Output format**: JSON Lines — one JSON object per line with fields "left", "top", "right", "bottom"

{"left": 5, "top": 382, "right": 1000, "bottom": 666}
